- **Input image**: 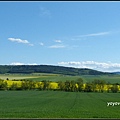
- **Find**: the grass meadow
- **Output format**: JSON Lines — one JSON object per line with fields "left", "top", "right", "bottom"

{"left": 0, "top": 91, "right": 120, "bottom": 118}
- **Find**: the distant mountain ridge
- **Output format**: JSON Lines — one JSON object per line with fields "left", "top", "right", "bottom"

{"left": 0, "top": 65, "right": 112, "bottom": 75}
{"left": 112, "top": 72, "right": 120, "bottom": 75}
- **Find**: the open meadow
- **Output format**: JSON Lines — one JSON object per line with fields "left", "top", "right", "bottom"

{"left": 0, "top": 91, "right": 120, "bottom": 118}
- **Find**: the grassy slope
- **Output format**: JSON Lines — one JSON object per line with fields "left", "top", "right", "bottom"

{"left": 0, "top": 91, "right": 120, "bottom": 118}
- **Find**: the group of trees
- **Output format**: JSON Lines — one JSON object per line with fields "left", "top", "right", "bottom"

{"left": 57, "top": 79, "right": 119, "bottom": 93}
{"left": 0, "top": 79, "right": 7, "bottom": 90}
{"left": 0, "top": 78, "right": 119, "bottom": 93}
{"left": 0, "top": 79, "right": 36, "bottom": 90}
{"left": 57, "top": 78, "right": 83, "bottom": 92}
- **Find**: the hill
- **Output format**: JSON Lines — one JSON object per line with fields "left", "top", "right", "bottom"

{"left": 112, "top": 72, "right": 120, "bottom": 75}
{"left": 0, "top": 65, "right": 111, "bottom": 75}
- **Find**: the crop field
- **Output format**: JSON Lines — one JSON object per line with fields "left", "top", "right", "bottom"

{"left": 0, "top": 73, "right": 120, "bottom": 83}
{"left": 0, "top": 91, "right": 120, "bottom": 118}
{"left": 31, "top": 74, "right": 120, "bottom": 83}
{"left": 81, "top": 75, "right": 120, "bottom": 83}
{"left": 1, "top": 73, "right": 120, "bottom": 83}
{"left": 0, "top": 74, "right": 40, "bottom": 80}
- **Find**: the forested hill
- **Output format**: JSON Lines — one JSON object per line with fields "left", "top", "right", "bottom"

{"left": 0, "top": 65, "right": 111, "bottom": 75}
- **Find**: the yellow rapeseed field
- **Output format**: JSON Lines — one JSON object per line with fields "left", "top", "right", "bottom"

{"left": 2, "top": 79, "right": 120, "bottom": 91}
{"left": 5, "top": 80, "right": 22, "bottom": 88}
{"left": 49, "top": 82, "right": 59, "bottom": 89}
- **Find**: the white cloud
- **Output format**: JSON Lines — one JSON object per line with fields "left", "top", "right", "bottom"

{"left": 39, "top": 42, "right": 44, "bottom": 46}
{"left": 55, "top": 40, "right": 62, "bottom": 43}
{"left": 29, "top": 44, "right": 34, "bottom": 46}
{"left": 58, "top": 61, "right": 120, "bottom": 72}
{"left": 10, "top": 62, "right": 38, "bottom": 65}
{"left": 79, "top": 32, "right": 110, "bottom": 37}
{"left": 8, "top": 38, "right": 29, "bottom": 44}
{"left": 28, "top": 63, "right": 38, "bottom": 65}
{"left": 49, "top": 44, "right": 65, "bottom": 48}
{"left": 8, "top": 38, "right": 34, "bottom": 46}
{"left": 10, "top": 62, "right": 25, "bottom": 65}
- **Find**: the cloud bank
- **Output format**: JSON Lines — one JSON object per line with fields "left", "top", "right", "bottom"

{"left": 58, "top": 61, "right": 120, "bottom": 72}
{"left": 10, "top": 62, "right": 37, "bottom": 65}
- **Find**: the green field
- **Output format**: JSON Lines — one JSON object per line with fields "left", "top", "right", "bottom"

{"left": 1, "top": 73, "right": 120, "bottom": 84}
{"left": 0, "top": 91, "right": 120, "bottom": 118}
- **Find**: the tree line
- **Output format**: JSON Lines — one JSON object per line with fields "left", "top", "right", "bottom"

{"left": 0, "top": 78, "right": 119, "bottom": 93}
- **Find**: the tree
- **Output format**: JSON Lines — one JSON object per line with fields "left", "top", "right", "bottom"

{"left": 76, "top": 78, "right": 83, "bottom": 92}
{"left": 70, "top": 80, "right": 77, "bottom": 92}
{"left": 37, "top": 82, "right": 43, "bottom": 90}
{"left": 42, "top": 80, "right": 50, "bottom": 90}
{"left": 21, "top": 80, "right": 29, "bottom": 90}
{"left": 99, "top": 80, "right": 106, "bottom": 92}
{"left": 64, "top": 80, "right": 71, "bottom": 91}
{"left": 111, "top": 84, "right": 119, "bottom": 93}
{"left": 84, "top": 82, "right": 93, "bottom": 92}
{"left": 9, "top": 83, "right": 18, "bottom": 90}
{"left": 0, "top": 80, "right": 8, "bottom": 90}
{"left": 28, "top": 80, "right": 36, "bottom": 90}
{"left": 106, "top": 82, "right": 111, "bottom": 93}
{"left": 58, "top": 81, "right": 65, "bottom": 91}
{"left": 92, "top": 79, "right": 106, "bottom": 92}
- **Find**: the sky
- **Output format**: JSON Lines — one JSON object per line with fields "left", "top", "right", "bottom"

{"left": 1, "top": 1, "right": 120, "bottom": 72}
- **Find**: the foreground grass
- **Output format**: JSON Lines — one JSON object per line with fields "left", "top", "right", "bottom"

{"left": 0, "top": 91, "right": 120, "bottom": 118}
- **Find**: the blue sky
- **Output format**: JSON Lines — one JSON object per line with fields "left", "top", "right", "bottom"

{"left": 1, "top": 1, "right": 120, "bottom": 72}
